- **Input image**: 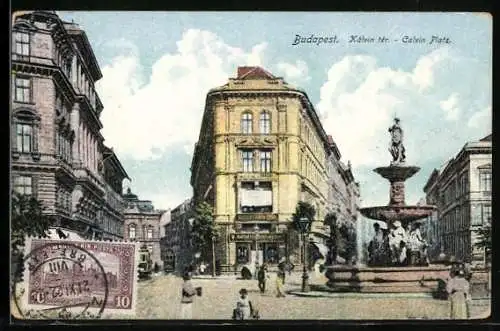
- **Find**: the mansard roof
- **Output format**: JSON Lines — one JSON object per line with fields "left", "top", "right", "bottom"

{"left": 237, "top": 66, "right": 277, "bottom": 80}
{"left": 480, "top": 133, "right": 492, "bottom": 142}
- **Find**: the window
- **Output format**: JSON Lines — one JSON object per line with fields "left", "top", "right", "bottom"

{"left": 14, "top": 77, "right": 31, "bottom": 103}
{"left": 147, "top": 245, "right": 153, "bottom": 253}
{"left": 147, "top": 226, "right": 153, "bottom": 239}
{"left": 480, "top": 172, "right": 492, "bottom": 192}
{"left": 14, "top": 31, "right": 30, "bottom": 57}
{"left": 64, "top": 58, "right": 72, "bottom": 80}
{"left": 241, "top": 112, "right": 253, "bottom": 134}
{"left": 482, "top": 204, "right": 491, "bottom": 224}
{"left": 14, "top": 176, "right": 32, "bottom": 196}
{"left": 128, "top": 224, "right": 136, "bottom": 239}
{"left": 471, "top": 204, "right": 482, "bottom": 226}
{"left": 260, "top": 150, "right": 272, "bottom": 173}
{"left": 242, "top": 150, "right": 254, "bottom": 172}
{"left": 259, "top": 111, "right": 271, "bottom": 134}
{"left": 16, "top": 123, "right": 32, "bottom": 153}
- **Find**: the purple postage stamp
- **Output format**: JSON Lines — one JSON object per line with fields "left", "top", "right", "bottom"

{"left": 18, "top": 237, "right": 139, "bottom": 318}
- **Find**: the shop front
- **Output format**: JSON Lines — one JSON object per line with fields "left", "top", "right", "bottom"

{"left": 230, "top": 232, "right": 286, "bottom": 273}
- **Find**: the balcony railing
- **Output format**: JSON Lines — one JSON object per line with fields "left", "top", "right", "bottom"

{"left": 237, "top": 171, "right": 276, "bottom": 182}
{"left": 236, "top": 213, "right": 278, "bottom": 222}
{"left": 74, "top": 166, "right": 104, "bottom": 191}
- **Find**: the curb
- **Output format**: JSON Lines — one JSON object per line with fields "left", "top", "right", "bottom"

{"left": 287, "top": 291, "right": 436, "bottom": 299}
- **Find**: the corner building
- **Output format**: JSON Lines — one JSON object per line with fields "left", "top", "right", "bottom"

{"left": 190, "top": 67, "right": 349, "bottom": 273}
{"left": 11, "top": 11, "right": 128, "bottom": 239}
{"left": 424, "top": 134, "right": 491, "bottom": 265}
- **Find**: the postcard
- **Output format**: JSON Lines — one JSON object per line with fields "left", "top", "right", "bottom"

{"left": 10, "top": 11, "right": 491, "bottom": 321}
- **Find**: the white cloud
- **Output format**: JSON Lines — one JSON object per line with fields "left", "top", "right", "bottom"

{"left": 439, "top": 93, "right": 460, "bottom": 120}
{"left": 276, "top": 60, "right": 310, "bottom": 83}
{"left": 467, "top": 106, "right": 491, "bottom": 129}
{"left": 317, "top": 47, "right": 491, "bottom": 169}
{"left": 96, "top": 29, "right": 268, "bottom": 160}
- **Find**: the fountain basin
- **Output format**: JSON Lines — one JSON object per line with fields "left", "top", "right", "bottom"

{"left": 374, "top": 165, "right": 420, "bottom": 182}
{"left": 324, "top": 265, "right": 450, "bottom": 293}
{"left": 359, "top": 205, "right": 436, "bottom": 225}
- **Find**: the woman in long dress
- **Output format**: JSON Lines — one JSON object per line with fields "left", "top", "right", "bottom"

{"left": 446, "top": 269, "right": 470, "bottom": 319}
{"left": 276, "top": 269, "right": 286, "bottom": 297}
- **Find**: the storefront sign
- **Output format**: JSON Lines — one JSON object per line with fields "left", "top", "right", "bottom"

{"left": 229, "top": 233, "right": 285, "bottom": 242}
{"left": 236, "top": 213, "right": 278, "bottom": 222}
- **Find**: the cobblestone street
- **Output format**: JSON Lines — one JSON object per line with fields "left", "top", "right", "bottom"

{"left": 121, "top": 272, "right": 490, "bottom": 320}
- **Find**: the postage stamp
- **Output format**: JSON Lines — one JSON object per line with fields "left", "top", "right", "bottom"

{"left": 14, "top": 237, "right": 139, "bottom": 319}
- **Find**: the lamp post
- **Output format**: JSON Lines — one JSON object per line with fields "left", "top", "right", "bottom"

{"left": 298, "top": 217, "right": 311, "bottom": 292}
{"left": 253, "top": 224, "right": 260, "bottom": 277}
{"left": 211, "top": 234, "right": 216, "bottom": 277}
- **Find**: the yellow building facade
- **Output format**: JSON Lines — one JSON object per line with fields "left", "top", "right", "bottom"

{"left": 191, "top": 67, "right": 339, "bottom": 273}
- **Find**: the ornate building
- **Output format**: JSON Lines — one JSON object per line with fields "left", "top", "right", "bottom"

{"left": 11, "top": 11, "right": 129, "bottom": 239}
{"left": 161, "top": 198, "right": 194, "bottom": 272}
{"left": 190, "top": 66, "right": 357, "bottom": 273}
{"left": 324, "top": 135, "right": 360, "bottom": 263}
{"left": 423, "top": 134, "right": 492, "bottom": 265}
{"left": 123, "top": 188, "right": 165, "bottom": 268}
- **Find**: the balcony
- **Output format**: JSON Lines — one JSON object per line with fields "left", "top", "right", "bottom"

{"left": 236, "top": 213, "right": 278, "bottom": 222}
{"left": 74, "top": 166, "right": 105, "bottom": 192}
{"left": 237, "top": 172, "right": 276, "bottom": 182}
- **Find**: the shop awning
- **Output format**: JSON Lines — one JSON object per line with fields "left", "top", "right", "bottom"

{"left": 312, "top": 242, "right": 329, "bottom": 258}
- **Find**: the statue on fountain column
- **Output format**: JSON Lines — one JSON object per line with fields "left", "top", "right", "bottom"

{"left": 389, "top": 221, "right": 406, "bottom": 264}
{"left": 388, "top": 117, "right": 406, "bottom": 164}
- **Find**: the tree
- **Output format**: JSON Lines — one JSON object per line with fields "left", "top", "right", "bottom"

{"left": 324, "top": 213, "right": 338, "bottom": 264}
{"left": 11, "top": 192, "right": 52, "bottom": 252}
{"left": 339, "top": 222, "right": 357, "bottom": 265}
{"left": 11, "top": 192, "right": 52, "bottom": 281}
{"left": 190, "top": 201, "right": 218, "bottom": 262}
{"left": 291, "top": 201, "right": 316, "bottom": 231}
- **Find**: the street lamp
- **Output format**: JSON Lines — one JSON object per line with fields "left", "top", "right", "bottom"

{"left": 298, "top": 217, "right": 312, "bottom": 292}
{"left": 253, "top": 224, "right": 260, "bottom": 273}
{"left": 211, "top": 234, "right": 217, "bottom": 277}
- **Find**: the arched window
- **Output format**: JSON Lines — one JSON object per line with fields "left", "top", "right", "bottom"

{"left": 12, "top": 107, "right": 40, "bottom": 158}
{"left": 129, "top": 224, "right": 136, "bottom": 239}
{"left": 147, "top": 226, "right": 154, "bottom": 239}
{"left": 241, "top": 112, "right": 253, "bottom": 134}
{"left": 259, "top": 111, "right": 271, "bottom": 134}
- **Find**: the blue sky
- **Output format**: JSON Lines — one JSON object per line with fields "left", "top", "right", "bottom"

{"left": 58, "top": 12, "right": 492, "bottom": 224}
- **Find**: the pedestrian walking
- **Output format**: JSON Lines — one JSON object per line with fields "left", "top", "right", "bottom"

{"left": 257, "top": 264, "right": 269, "bottom": 293}
{"left": 179, "top": 271, "right": 198, "bottom": 319}
{"left": 446, "top": 269, "right": 471, "bottom": 319}
{"left": 276, "top": 269, "right": 286, "bottom": 298}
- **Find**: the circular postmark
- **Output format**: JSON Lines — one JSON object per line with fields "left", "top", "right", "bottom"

{"left": 12, "top": 241, "right": 109, "bottom": 320}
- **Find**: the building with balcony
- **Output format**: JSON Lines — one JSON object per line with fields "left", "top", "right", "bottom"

{"left": 161, "top": 198, "right": 194, "bottom": 272}
{"left": 11, "top": 11, "right": 128, "bottom": 239}
{"left": 190, "top": 66, "right": 358, "bottom": 273}
{"left": 423, "top": 134, "right": 492, "bottom": 265}
{"left": 100, "top": 146, "right": 130, "bottom": 240}
{"left": 123, "top": 188, "right": 166, "bottom": 268}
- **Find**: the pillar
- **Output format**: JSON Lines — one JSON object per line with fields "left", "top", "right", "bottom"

{"left": 71, "top": 103, "right": 80, "bottom": 165}
{"left": 389, "top": 181, "right": 406, "bottom": 206}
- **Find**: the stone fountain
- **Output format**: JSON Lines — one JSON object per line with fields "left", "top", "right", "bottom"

{"left": 323, "top": 118, "right": 450, "bottom": 293}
